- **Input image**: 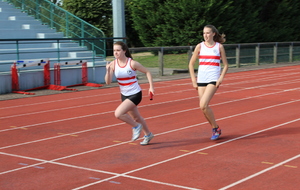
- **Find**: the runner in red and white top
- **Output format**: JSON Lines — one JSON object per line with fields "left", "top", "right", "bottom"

{"left": 197, "top": 41, "right": 221, "bottom": 83}
{"left": 189, "top": 25, "right": 229, "bottom": 141}
{"left": 114, "top": 58, "right": 141, "bottom": 96}
{"left": 105, "top": 41, "right": 155, "bottom": 145}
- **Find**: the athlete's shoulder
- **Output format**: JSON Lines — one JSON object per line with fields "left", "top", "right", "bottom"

{"left": 195, "top": 43, "right": 202, "bottom": 50}
{"left": 218, "top": 43, "right": 225, "bottom": 50}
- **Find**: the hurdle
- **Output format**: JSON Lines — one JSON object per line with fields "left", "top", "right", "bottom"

{"left": 52, "top": 60, "right": 102, "bottom": 91}
{"left": 11, "top": 59, "right": 51, "bottom": 95}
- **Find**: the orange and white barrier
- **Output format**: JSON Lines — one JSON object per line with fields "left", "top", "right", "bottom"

{"left": 11, "top": 59, "right": 50, "bottom": 95}
{"left": 53, "top": 60, "right": 102, "bottom": 89}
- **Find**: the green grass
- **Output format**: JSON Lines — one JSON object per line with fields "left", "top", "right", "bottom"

{"left": 107, "top": 52, "right": 193, "bottom": 70}
{"left": 136, "top": 53, "right": 191, "bottom": 69}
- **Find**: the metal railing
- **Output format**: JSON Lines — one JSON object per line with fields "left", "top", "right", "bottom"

{"left": 129, "top": 42, "right": 300, "bottom": 75}
{"left": 4, "top": 0, "right": 106, "bottom": 57}
{"left": 223, "top": 42, "right": 300, "bottom": 67}
{"left": 0, "top": 37, "right": 127, "bottom": 73}
{"left": 1, "top": 40, "right": 299, "bottom": 74}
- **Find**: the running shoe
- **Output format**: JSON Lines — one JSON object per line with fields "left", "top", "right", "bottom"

{"left": 140, "top": 132, "right": 154, "bottom": 145}
{"left": 211, "top": 127, "right": 222, "bottom": 140}
{"left": 132, "top": 124, "right": 143, "bottom": 141}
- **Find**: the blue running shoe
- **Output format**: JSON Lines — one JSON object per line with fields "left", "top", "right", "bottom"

{"left": 211, "top": 127, "right": 221, "bottom": 140}
{"left": 140, "top": 132, "right": 154, "bottom": 145}
{"left": 132, "top": 124, "right": 143, "bottom": 141}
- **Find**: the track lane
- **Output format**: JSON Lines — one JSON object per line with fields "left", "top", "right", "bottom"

{"left": 0, "top": 65, "right": 300, "bottom": 190}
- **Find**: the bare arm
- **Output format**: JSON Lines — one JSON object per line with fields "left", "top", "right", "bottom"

{"left": 132, "top": 60, "right": 154, "bottom": 94}
{"left": 105, "top": 61, "right": 114, "bottom": 85}
{"left": 217, "top": 44, "right": 229, "bottom": 87}
{"left": 188, "top": 44, "right": 201, "bottom": 90}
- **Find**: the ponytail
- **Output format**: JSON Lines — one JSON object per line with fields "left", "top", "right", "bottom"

{"left": 204, "top": 25, "right": 226, "bottom": 44}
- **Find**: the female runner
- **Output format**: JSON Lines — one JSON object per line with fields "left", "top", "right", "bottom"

{"left": 189, "top": 25, "right": 229, "bottom": 140}
{"left": 105, "top": 41, "right": 155, "bottom": 145}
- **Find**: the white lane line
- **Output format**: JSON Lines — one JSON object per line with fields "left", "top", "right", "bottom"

{"left": 219, "top": 154, "right": 300, "bottom": 190}
{"left": 72, "top": 118, "right": 300, "bottom": 189}
{"left": 2, "top": 118, "right": 299, "bottom": 190}
{"left": 0, "top": 147, "right": 199, "bottom": 190}
{"left": 30, "top": 100, "right": 300, "bottom": 162}
{"left": 0, "top": 151, "right": 119, "bottom": 176}
{"left": 2, "top": 75, "right": 300, "bottom": 120}
{"left": 2, "top": 83, "right": 300, "bottom": 134}
{"left": 0, "top": 95, "right": 196, "bottom": 133}
{"left": 73, "top": 173, "right": 201, "bottom": 190}
{"left": 1, "top": 68, "right": 298, "bottom": 110}
{"left": 224, "top": 71, "right": 300, "bottom": 82}
{"left": 0, "top": 89, "right": 193, "bottom": 120}
{"left": 1, "top": 89, "right": 299, "bottom": 150}
{"left": 2, "top": 99, "right": 299, "bottom": 168}
{"left": 0, "top": 82, "right": 187, "bottom": 110}
{"left": 2, "top": 71, "right": 300, "bottom": 129}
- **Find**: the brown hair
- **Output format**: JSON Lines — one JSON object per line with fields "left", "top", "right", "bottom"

{"left": 113, "top": 41, "right": 133, "bottom": 59}
{"left": 204, "top": 25, "right": 226, "bottom": 44}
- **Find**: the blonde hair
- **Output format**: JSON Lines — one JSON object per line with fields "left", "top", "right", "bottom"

{"left": 204, "top": 25, "right": 226, "bottom": 44}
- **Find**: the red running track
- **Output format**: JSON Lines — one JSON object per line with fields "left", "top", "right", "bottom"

{"left": 0, "top": 65, "right": 300, "bottom": 190}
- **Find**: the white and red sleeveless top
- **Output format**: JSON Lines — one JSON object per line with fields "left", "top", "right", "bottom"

{"left": 114, "top": 58, "right": 141, "bottom": 96}
{"left": 197, "top": 42, "right": 221, "bottom": 83}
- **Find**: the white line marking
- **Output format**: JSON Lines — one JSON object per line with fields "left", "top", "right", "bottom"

{"left": 1, "top": 68, "right": 298, "bottom": 110}
{"left": 72, "top": 118, "right": 300, "bottom": 189}
{"left": 1, "top": 109, "right": 299, "bottom": 189}
{"left": 21, "top": 99, "right": 299, "bottom": 163}
{"left": 73, "top": 174, "right": 201, "bottom": 190}
{"left": 1, "top": 66, "right": 298, "bottom": 189}
{"left": 1, "top": 67, "right": 299, "bottom": 189}
{"left": 219, "top": 154, "right": 300, "bottom": 190}
{"left": 0, "top": 151, "right": 119, "bottom": 176}
{"left": 0, "top": 151, "right": 199, "bottom": 190}
{"left": 0, "top": 83, "right": 186, "bottom": 110}
{"left": 2, "top": 78, "right": 300, "bottom": 133}
{"left": 1, "top": 94, "right": 298, "bottom": 157}
{"left": 0, "top": 89, "right": 193, "bottom": 119}
{"left": 0, "top": 95, "right": 196, "bottom": 133}
{"left": 1, "top": 91, "right": 299, "bottom": 150}
{"left": 109, "top": 181, "right": 121, "bottom": 184}
{"left": 89, "top": 177, "right": 101, "bottom": 180}
{"left": 2, "top": 75, "right": 300, "bottom": 120}
{"left": 123, "top": 175, "right": 201, "bottom": 190}
{"left": 18, "top": 163, "right": 28, "bottom": 166}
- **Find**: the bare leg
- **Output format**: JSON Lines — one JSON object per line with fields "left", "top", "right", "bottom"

{"left": 128, "top": 106, "right": 151, "bottom": 136}
{"left": 198, "top": 84, "right": 218, "bottom": 128}
{"left": 114, "top": 99, "right": 139, "bottom": 127}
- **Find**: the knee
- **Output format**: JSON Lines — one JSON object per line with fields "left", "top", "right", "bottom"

{"left": 199, "top": 104, "right": 208, "bottom": 112}
{"left": 114, "top": 111, "right": 123, "bottom": 119}
{"left": 114, "top": 112, "right": 119, "bottom": 119}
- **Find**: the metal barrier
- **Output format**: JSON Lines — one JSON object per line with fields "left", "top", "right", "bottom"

{"left": 0, "top": 37, "right": 126, "bottom": 73}
{"left": 129, "top": 42, "right": 300, "bottom": 76}
{"left": 4, "top": 0, "right": 106, "bottom": 57}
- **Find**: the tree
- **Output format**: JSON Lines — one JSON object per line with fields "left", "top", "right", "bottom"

{"left": 126, "top": 0, "right": 165, "bottom": 46}
{"left": 127, "top": 0, "right": 245, "bottom": 46}
{"left": 124, "top": 0, "right": 143, "bottom": 47}
{"left": 259, "top": 0, "right": 300, "bottom": 42}
{"left": 218, "top": 0, "right": 265, "bottom": 43}
{"left": 127, "top": 0, "right": 300, "bottom": 46}
{"left": 60, "top": 0, "right": 300, "bottom": 46}
{"left": 62, "top": 0, "right": 112, "bottom": 37}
